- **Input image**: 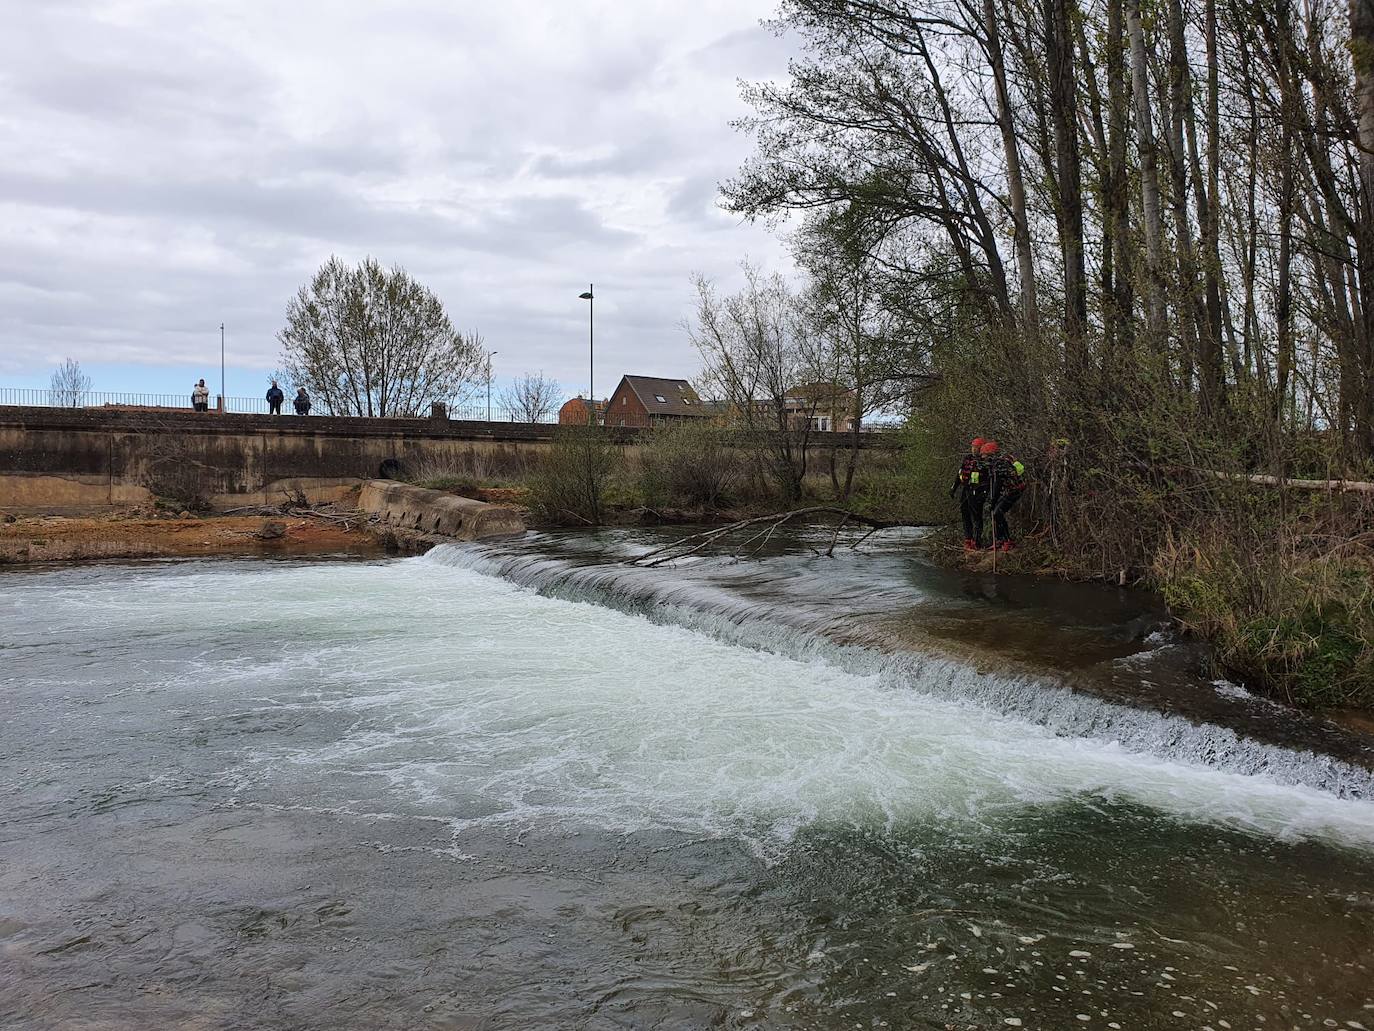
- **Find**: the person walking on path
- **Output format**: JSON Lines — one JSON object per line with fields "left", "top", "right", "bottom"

{"left": 984, "top": 441, "right": 1027, "bottom": 551}
{"left": 949, "top": 437, "right": 989, "bottom": 551}
{"left": 293, "top": 388, "right": 311, "bottom": 416}
{"left": 266, "top": 381, "right": 285, "bottom": 415}
{"left": 191, "top": 379, "right": 210, "bottom": 412}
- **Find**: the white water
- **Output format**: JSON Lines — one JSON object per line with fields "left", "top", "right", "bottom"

{"left": 18, "top": 555, "right": 1374, "bottom": 853}
{"left": 425, "top": 542, "right": 1374, "bottom": 800}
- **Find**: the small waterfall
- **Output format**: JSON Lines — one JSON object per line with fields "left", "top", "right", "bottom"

{"left": 423, "top": 540, "right": 1374, "bottom": 801}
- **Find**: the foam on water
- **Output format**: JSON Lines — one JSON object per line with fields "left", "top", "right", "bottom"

{"left": 423, "top": 542, "right": 1374, "bottom": 802}
{"left": 13, "top": 553, "right": 1371, "bottom": 853}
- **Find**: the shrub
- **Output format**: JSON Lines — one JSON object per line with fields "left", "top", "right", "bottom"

{"left": 404, "top": 448, "right": 534, "bottom": 490}
{"left": 638, "top": 422, "right": 742, "bottom": 509}
{"left": 529, "top": 425, "right": 620, "bottom": 524}
{"left": 1156, "top": 516, "right": 1374, "bottom": 710}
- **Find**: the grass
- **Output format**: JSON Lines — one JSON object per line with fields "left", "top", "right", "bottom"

{"left": 1155, "top": 527, "right": 1374, "bottom": 710}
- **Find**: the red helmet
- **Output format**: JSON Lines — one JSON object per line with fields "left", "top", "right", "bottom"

{"left": 971, "top": 437, "right": 984, "bottom": 450}
{"left": 979, "top": 441, "right": 999, "bottom": 455}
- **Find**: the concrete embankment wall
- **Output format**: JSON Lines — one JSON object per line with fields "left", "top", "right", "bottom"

{"left": 0, "top": 407, "right": 584, "bottom": 512}
{"left": 0, "top": 406, "right": 891, "bottom": 513}
{"left": 358, "top": 480, "right": 525, "bottom": 541}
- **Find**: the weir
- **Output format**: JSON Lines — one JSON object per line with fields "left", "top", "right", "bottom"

{"left": 424, "top": 533, "right": 1374, "bottom": 801}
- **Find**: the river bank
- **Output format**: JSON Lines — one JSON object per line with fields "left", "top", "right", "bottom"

{"left": 0, "top": 511, "right": 382, "bottom": 564}
{"left": 911, "top": 519, "right": 1374, "bottom": 725}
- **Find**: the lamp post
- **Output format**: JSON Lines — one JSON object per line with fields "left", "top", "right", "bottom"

{"left": 219, "top": 322, "right": 225, "bottom": 413}
{"left": 578, "top": 284, "right": 594, "bottom": 424}
{"left": 486, "top": 350, "right": 499, "bottom": 421}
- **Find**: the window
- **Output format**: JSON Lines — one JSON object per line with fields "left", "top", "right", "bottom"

{"left": 622, "top": 396, "right": 627, "bottom": 405}
{"left": 654, "top": 394, "right": 667, "bottom": 403}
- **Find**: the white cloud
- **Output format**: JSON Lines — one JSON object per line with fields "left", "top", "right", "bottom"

{"left": 0, "top": 0, "right": 793, "bottom": 398}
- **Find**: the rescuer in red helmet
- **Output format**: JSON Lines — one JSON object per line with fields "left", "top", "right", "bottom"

{"left": 949, "top": 437, "right": 989, "bottom": 550}
{"left": 981, "top": 440, "right": 1027, "bottom": 551}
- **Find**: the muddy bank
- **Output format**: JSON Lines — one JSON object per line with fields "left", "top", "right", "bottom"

{"left": 0, "top": 512, "right": 382, "bottom": 564}
{"left": 915, "top": 526, "right": 1374, "bottom": 735}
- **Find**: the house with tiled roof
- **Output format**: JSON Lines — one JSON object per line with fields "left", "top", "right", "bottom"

{"left": 603, "top": 375, "right": 710, "bottom": 428}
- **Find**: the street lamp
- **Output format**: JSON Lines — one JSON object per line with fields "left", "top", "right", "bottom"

{"left": 486, "top": 350, "right": 499, "bottom": 421}
{"left": 578, "top": 284, "right": 594, "bottom": 424}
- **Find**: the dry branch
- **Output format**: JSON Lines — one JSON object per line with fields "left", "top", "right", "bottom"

{"left": 1197, "top": 470, "right": 1374, "bottom": 494}
{"left": 628, "top": 507, "right": 942, "bottom": 567}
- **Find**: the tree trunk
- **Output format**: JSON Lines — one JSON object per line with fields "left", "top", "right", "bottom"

{"left": 1046, "top": 0, "right": 1089, "bottom": 373}
{"left": 1181, "top": 0, "right": 1225, "bottom": 412}
{"left": 1351, "top": 0, "right": 1374, "bottom": 454}
{"left": 1275, "top": 1, "right": 1299, "bottom": 421}
{"left": 1200, "top": 0, "right": 1225, "bottom": 409}
{"left": 983, "top": 0, "right": 1040, "bottom": 340}
{"left": 1127, "top": 0, "right": 1168, "bottom": 344}
{"left": 1165, "top": 0, "right": 1201, "bottom": 393}
{"left": 1105, "top": 0, "right": 1136, "bottom": 360}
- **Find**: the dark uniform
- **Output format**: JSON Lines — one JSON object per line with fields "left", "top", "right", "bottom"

{"left": 949, "top": 451, "right": 989, "bottom": 548}
{"left": 266, "top": 384, "right": 285, "bottom": 415}
{"left": 988, "top": 452, "right": 1027, "bottom": 549}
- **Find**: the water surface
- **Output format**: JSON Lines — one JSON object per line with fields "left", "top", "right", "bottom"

{"left": 2, "top": 537, "right": 1372, "bottom": 1029}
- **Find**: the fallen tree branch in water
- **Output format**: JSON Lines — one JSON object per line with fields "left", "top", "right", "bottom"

{"left": 824, "top": 513, "right": 852, "bottom": 557}
{"left": 627, "top": 507, "right": 943, "bottom": 567}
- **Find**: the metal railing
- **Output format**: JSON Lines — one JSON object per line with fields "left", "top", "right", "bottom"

{"left": 0, "top": 387, "right": 563, "bottom": 422}
{"left": 1, "top": 387, "right": 895, "bottom": 431}
{"left": 0, "top": 386, "right": 274, "bottom": 413}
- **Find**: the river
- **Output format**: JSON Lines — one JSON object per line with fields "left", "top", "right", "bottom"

{"left": 2, "top": 528, "right": 1372, "bottom": 1030}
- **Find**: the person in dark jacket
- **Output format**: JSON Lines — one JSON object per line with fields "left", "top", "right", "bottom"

{"left": 949, "top": 437, "right": 989, "bottom": 551}
{"left": 983, "top": 441, "right": 1027, "bottom": 551}
{"left": 293, "top": 388, "right": 311, "bottom": 415}
{"left": 266, "top": 381, "right": 285, "bottom": 415}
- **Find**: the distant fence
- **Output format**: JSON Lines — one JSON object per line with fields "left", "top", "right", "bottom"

{"left": 0, "top": 387, "right": 559, "bottom": 423}
{"left": 1, "top": 387, "right": 899, "bottom": 432}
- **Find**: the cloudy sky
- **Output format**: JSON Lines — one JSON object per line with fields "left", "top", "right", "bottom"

{"left": 0, "top": 0, "right": 793, "bottom": 406}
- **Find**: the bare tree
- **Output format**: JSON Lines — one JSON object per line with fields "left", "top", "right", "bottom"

{"left": 278, "top": 256, "right": 483, "bottom": 418}
{"left": 498, "top": 372, "right": 562, "bottom": 423}
{"left": 725, "top": 0, "right": 1374, "bottom": 457}
{"left": 50, "top": 358, "right": 91, "bottom": 407}
{"left": 689, "top": 264, "right": 826, "bottom": 503}
{"left": 793, "top": 215, "right": 923, "bottom": 499}
{"left": 981, "top": 0, "right": 1040, "bottom": 339}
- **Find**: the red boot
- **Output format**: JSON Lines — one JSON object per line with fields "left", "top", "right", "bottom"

{"left": 999, "top": 540, "right": 1015, "bottom": 552}
{"left": 963, "top": 538, "right": 977, "bottom": 552}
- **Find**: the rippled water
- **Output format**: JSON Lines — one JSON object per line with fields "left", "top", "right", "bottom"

{"left": 2, "top": 536, "right": 1372, "bottom": 1029}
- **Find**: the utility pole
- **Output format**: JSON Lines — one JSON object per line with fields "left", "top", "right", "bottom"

{"left": 486, "top": 350, "right": 499, "bottom": 421}
{"left": 220, "top": 323, "right": 225, "bottom": 413}
{"left": 578, "top": 284, "right": 594, "bottom": 424}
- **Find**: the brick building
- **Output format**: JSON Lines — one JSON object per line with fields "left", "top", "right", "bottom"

{"left": 557, "top": 396, "right": 607, "bottom": 425}
{"left": 781, "top": 382, "right": 858, "bottom": 433}
{"left": 603, "top": 375, "right": 710, "bottom": 428}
